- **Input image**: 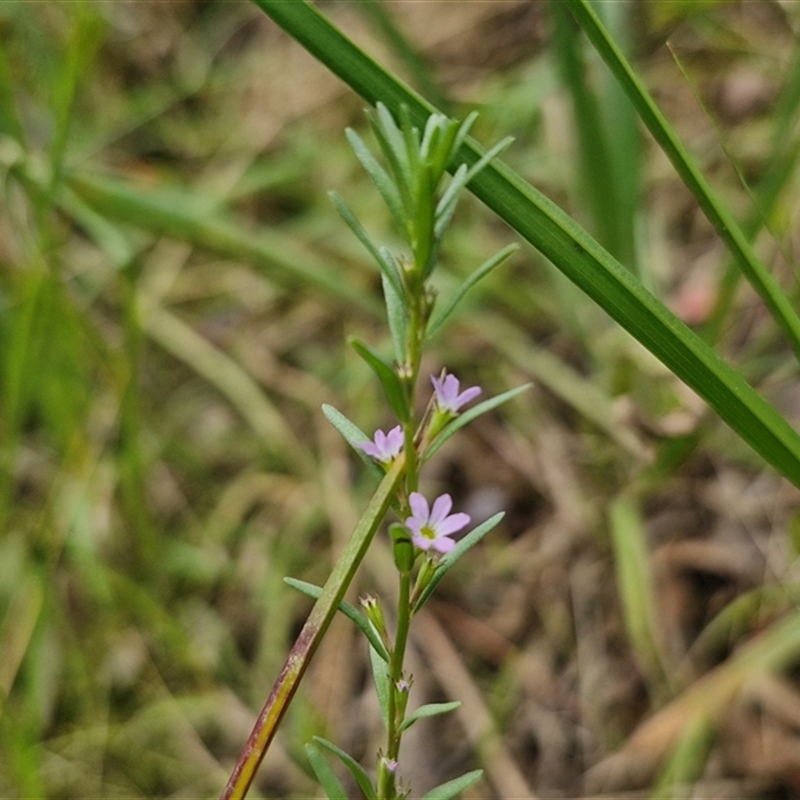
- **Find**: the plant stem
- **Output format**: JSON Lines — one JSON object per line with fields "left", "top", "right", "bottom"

{"left": 221, "top": 457, "right": 405, "bottom": 800}
{"left": 378, "top": 567, "right": 412, "bottom": 800}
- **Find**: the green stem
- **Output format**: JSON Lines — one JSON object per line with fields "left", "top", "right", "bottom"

{"left": 221, "top": 457, "right": 405, "bottom": 800}
{"left": 379, "top": 568, "right": 412, "bottom": 800}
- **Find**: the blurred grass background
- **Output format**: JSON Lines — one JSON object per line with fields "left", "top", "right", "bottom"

{"left": 3, "top": 1, "right": 800, "bottom": 798}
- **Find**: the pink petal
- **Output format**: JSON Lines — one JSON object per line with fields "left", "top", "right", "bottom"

{"left": 412, "top": 533, "right": 433, "bottom": 551}
{"left": 456, "top": 386, "right": 481, "bottom": 406}
{"left": 409, "top": 492, "right": 429, "bottom": 523}
{"left": 437, "top": 512, "right": 471, "bottom": 537}
{"left": 432, "top": 536, "right": 456, "bottom": 554}
{"left": 429, "top": 493, "right": 453, "bottom": 526}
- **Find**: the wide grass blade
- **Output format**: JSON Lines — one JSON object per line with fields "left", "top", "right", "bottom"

{"left": 251, "top": 0, "right": 800, "bottom": 490}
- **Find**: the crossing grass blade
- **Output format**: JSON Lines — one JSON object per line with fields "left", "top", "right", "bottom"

{"left": 250, "top": 0, "right": 800, "bottom": 490}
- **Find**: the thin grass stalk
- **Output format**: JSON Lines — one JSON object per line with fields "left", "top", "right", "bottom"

{"left": 564, "top": 0, "right": 800, "bottom": 360}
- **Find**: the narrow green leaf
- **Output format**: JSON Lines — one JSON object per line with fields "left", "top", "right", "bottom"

{"left": 420, "top": 769, "right": 484, "bottom": 800}
{"left": 398, "top": 701, "right": 461, "bottom": 733}
{"left": 382, "top": 270, "right": 408, "bottom": 365}
{"left": 463, "top": 134, "right": 514, "bottom": 184}
{"left": 329, "top": 190, "right": 404, "bottom": 301}
{"left": 449, "top": 110, "right": 479, "bottom": 170}
{"left": 424, "top": 385, "right": 531, "bottom": 463}
{"left": 305, "top": 742, "right": 348, "bottom": 800}
{"left": 413, "top": 512, "right": 504, "bottom": 614}
{"left": 369, "top": 642, "right": 392, "bottom": 729}
{"left": 321, "top": 403, "right": 383, "bottom": 479}
{"left": 312, "top": 737, "right": 378, "bottom": 800}
{"left": 565, "top": 0, "right": 800, "bottom": 359}
{"left": 433, "top": 163, "right": 467, "bottom": 230}
{"left": 398, "top": 103, "right": 421, "bottom": 180}
{"left": 427, "top": 244, "right": 518, "bottom": 339}
{"left": 345, "top": 127, "right": 406, "bottom": 234}
{"left": 428, "top": 117, "right": 460, "bottom": 184}
{"left": 349, "top": 337, "right": 408, "bottom": 421}
{"left": 413, "top": 162, "right": 436, "bottom": 277}
{"left": 609, "top": 493, "right": 666, "bottom": 691}
{"left": 284, "top": 577, "right": 390, "bottom": 663}
{"left": 369, "top": 102, "right": 412, "bottom": 207}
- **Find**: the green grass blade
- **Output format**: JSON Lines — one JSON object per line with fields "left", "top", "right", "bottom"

{"left": 0, "top": 37, "right": 25, "bottom": 143}
{"left": 251, "top": 0, "right": 800, "bottom": 489}
{"left": 564, "top": 0, "right": 800, "bottom": 358}
{"left": 609, "top": 492, "right": 667, "bottom": 694}
{"left": 68, "top": 171, "right": 379, "bottom": 316}
{"left": 549, "top": 0, "right": 628, "bottom": 266}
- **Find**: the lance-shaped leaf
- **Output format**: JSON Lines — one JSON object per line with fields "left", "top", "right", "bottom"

{"left": 312, "top": 737, "right": 378, "bottom": 800}
{"left": 368, "top": 102, "right": 413, "bottom": 213}
{"left": 399, "top": 701, "right": 461, "bottom": 733}
{"left": 284, "top": 577, "right": 390, "bottom": 663}
{"left": 369, "top": 641, "right": 392, "bottom": 729}
{"left": 345, "top": 126, "right": 406, "bottom": 234}
{"left": 329, "top": 191, "right": 404, "bottom": 301}
{"left": 420, "top": 770, "right": 484, "bottom": 800}
{"left": 305, "top": 742, "right": 348, "bottom": 800}
{"left": 321, "top": 403, "right": 383, "bottom": 479}
{"left": 382, "top": 266, "right": 407, "bottom": 364}
{"left": 413, "top": 512, "right": 505, "bottom": 614}
{"left": 349, "top": 336, "right": 409, "bottom": 421}
{"left": 426, "top": 244, "right": 518, "bottom": 339}
{"left": 424, "top": 385, "right": 532, "bottom": 462}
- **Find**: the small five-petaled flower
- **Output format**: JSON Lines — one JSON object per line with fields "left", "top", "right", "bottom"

{"left": 358, "top": 425, "right": 403, "bottom": 463}
{"left": 431, "top": 372, "right": 481, "bottom": 416}
{"left": 404, "top": 492, "right": 470, "bottom": 554}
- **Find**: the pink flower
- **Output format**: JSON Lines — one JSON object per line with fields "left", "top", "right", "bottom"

{"left": 431, "top": 372, "right": 481, "bottom": 415}
{"left": 358, "top": 425, "right": 403, "bottom": 463}
{"left": 404, "top": 492, "right": 470, "bottom": 554}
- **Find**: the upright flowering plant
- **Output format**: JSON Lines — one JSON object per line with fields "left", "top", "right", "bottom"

{"left": 222, "top": 105, "right": 529, "bottom": 800}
